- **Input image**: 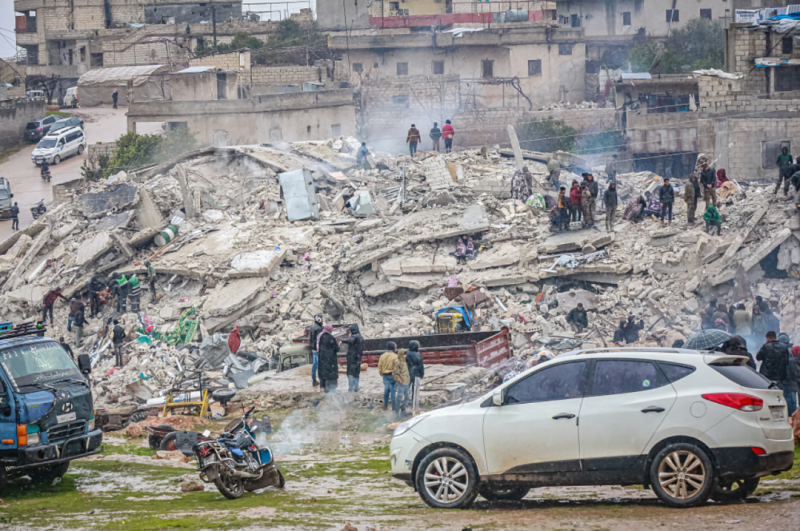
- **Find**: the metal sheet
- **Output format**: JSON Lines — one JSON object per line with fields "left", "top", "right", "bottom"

{"left": 279, "top": 169, "right": 319, "bottom": 221}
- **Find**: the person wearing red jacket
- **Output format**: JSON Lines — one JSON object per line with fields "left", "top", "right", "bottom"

{"left": 568, "top": 179, "right": 582, "bottom": 223}
{"left": 42, "top": 287, "right": 68, "bottom": 324}
{"left": 442, "top": 120, "right": 455, "bottom": 153}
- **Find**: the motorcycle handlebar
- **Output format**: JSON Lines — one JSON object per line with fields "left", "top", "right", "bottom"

{"left": 244, "top": 406, "right": 256, "bottom": 419}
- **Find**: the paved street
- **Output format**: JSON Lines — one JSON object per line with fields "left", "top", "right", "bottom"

{"left": 0, "top": 107, "right": 162, "bottom": 242}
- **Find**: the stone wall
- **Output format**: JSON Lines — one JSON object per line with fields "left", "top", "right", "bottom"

{"left": 0, "top": 97, "right": 45, "bottom": 152}
{"left": 726, "top": 25, "right": 768, "bottom": 95}
{"left": 87, "top": 141, "right": 118, "bottom": 160}
{"left": 189, "top": 50, "right": 251, "bottom": 71}
{"left": 723, "top": 117, "right": 800, "bottom": 181}
{"left": 251, "top": 65, "right": 325, "bottom": 85}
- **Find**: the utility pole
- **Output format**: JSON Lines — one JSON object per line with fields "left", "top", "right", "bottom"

{"left": 212, "top": 2, "right": 217, "bottom": 48}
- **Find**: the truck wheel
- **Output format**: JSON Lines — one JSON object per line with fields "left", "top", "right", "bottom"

{"left": 650, "top": 443, "right": 715, "bottom": 508}
{"left": 28, "top": 462, "right": 69, "bottom": 484}
{"left": 415, "top": 447, "right": 480, "bottom": 509}
{"left": 0, "top": 466, "right": 7, "bottom": 496}
{"left": 479, "top": 484, "right": 530, "bottom": 501}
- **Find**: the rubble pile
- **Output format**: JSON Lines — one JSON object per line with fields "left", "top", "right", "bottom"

{"left": 2, "top": 135, "right": 799, "bottom": 412}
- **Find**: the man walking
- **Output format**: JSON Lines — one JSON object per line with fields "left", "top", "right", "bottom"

{"left": 73, "top": 302, "right": 89, "bottom": 348}
{"left": 392, "top": 348, "right": 411, "bottom": 419}
{"left": 406, "top": 124, "right": 421, "bottom": 156}
{"left": 700, "top": 163, "right": 717, "bottom": 208}
{"left": 603, "top": 182, "right": 618, "bottom": 232}
{"left": 144, "top": 261, "right": 158, "bottom": 302}
{"left": 776, "top": 146, "right": 794, "bottom": 196}
{"left": 112, "top": 88, "right": 118, "bottom": 109}
{"left": 308, "top": 314, "right": 323, "bottom": 387}
{"left": 442, "top": 120, "right": 455, "bottom": 153}
{"left": 112, "top": 319, "right": 126, "bottom": 367}
{"left": 685, "top": 174, "right": 699, "bottom": 224}
{"left": 567, "top": 303, "right": 589, "bottom": 333}
{"left": 10, "top": 202, "right": 19, "bottom": 231}
{"left": 757, "top": 331, "right": 795, "bottom": 415}
{"left": 42, "top": 287, "right": 67, "bottom": 324}
{"left": 658, "top": 177, "right": 675, "bottom": 225}
{"left": 429, "top": 122, "right": 442, "bottom": 152}
{"left": 378, "top": 342, "right": 399, "bottom": 411}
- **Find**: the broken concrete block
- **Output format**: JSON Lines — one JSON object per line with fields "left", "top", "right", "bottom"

{"left": 349, "top": 190, "right": 377, "bottom": 217}
{"left": 380, "top": 255, "right": 404, "bottom": 277}
{"left": 229, "top": 249, "right": 287, "bottom": 277}
{"left": 469, "top": 243, "right": 520, "bottom": 271}
{"left": 557, "top": 289, "right": 598, "bottom": 311}
{"left": 388, "top": 273, "right": 444, "bottom": 291}
{"left": 75, "top": 232, "right": 113, "bottom": 266}
{"left": 75, "top": 184, "right": 139, "bottom": 220}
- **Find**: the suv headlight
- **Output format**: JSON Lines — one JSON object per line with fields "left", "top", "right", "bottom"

{"left": 393, "top": 414, "right": 430, "bottom": 437}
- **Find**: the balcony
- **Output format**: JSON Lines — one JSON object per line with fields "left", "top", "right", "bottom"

{"left": 15, "top": 1, "right": 44, "bottom": 12}
{"left": 15, "top": 32, "right": 42, "bottom": 46}
{"left": 26, "top": 64, "right": 89, "bottom": 79}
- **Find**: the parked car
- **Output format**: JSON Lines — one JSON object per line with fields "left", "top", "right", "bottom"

{"left": 0, "top": 177, "right": 14, "bottom": 219}
{"left": 31, "top": 126, "right": 87, "bottom": 166}
{"left": 48, "top": 116, "right": 85, "bottom": 134}
{"left": 24, "top": 115, "right": 58, "bottom": 142}
{"left": 63, "top": 86, "right": 78, "bottom": 108}
{"left": 390, "top": 348, "right": 795, "bottom": 509}
{"left": 26, "top": 89, "right": 44, "bottom": 99}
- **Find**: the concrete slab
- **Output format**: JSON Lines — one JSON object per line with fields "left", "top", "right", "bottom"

{"left": 388, "top": 273, "right": 444, "bottom": 291}
{"left": 5, "top": 284, "right": 44, "bottom": 306}
{"left": 229, "top": 248, "right": 287, "bottom": 277}
{"left": 75, "top": 232, "right": 113, "bottom": 266}
{"left": 402, "top": 253, "right": 456, "bottom": 274}
{"left": 380, "top": 255, "right": 404, "bottom": 277}
{"left": 93, "top": 212, "right": 134, "bottom": 232}
{"left": 75, "top": 184, "right": 139, "bottom": 220}
{"left": 203, "top": 277, "right": 267, "bottom": 318}
{"left": 538, "top": 230, "right": 613, "bottom": 254}
{"left": 557, "top": 289, "right": 599, "bottom": 310}
{"left": 469, "top": 243, "right": 521, "bottom": 271}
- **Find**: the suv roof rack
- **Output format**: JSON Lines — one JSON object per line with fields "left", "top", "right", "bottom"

{"left": 0, "top": 321, "right": 47, "bottom": 341}
{"left": 562, "top": 347, "right": 711, "bottom": 356}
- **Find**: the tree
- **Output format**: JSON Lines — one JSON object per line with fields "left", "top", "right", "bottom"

{"left": 517, "top": 118, "right": 577, "bottom": 153}
{"left": 628, "top": 18, "right": 724, "bottom": 74}
{"left": 25, "top": 74, "right": 61, "bottom": 105}
{"left": 91, "top": 129, "right": 199, "bottom": 178}
{"left": 247, "top": 12, "right": 260, "bottom": 22}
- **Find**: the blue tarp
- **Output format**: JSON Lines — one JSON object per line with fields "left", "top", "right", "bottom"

{"left": 435, "top": 306, "right": 473, "bottom": 328}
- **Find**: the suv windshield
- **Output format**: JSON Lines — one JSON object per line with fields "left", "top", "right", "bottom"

{"left": 37, "top": 138, "right": 57, "bottom": 149}
{"left": 0, "top": 341, "right": 80, "bottom": 392}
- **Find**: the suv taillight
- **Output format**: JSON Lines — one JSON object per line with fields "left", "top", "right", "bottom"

{"left": 702, "top": 393, "right": 763, "bottom": 412}
{"left": 37, "top": 126, "right": 43, "bottom": 131}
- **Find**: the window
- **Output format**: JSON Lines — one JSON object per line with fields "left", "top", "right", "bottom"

{"left": 590, "top": 360, "right": 667, "bottom": 396}
{"left": 306, "top": 125, "right": 311, "bottom": 133}
{"left": 783, "top": 37, "right": 794, "bottom": 55}
{"left": 66, "top": 131, "right": 79, "bottom": 142}
{"left": 432, "top": 60, "right": 444, "bottom": 75}
{"left": 389, "top": 1, "right": 400, "bottom": 11}
{"left": 666, "top": 9, "right": 679, "bottom": 22}
{"left": 44, "top": 116, "right": 56, "bottom": 124}
{"left": 528, "top": 59, "right": 542, "bottom": 76}
{"left": 504, "top": 361, "right": 586, "bottom": 405}
{"left": 396, "top": 62, "right": 408, "bottom": 75}
{"left": 762, "top": 140, "right": 791, "bottom": 169}
{"left": 658, "top": 362, "right": 696, "bottom": 383}
{"left": 352, "top": 62, "right": 363, "bottom": 73}
{"left": 331, "top": 123, "right": 341, "bottom": 136}
{"left": 571, "top": 14, "right": 580, "bottom": 27}
{"left": 91, "top": 53, "right": 103, "bottom": 67}
{"left": 559, "top": 43, "right": 573, "bottom": 55}
{"left": 58, "top": 138, "right": 66, "bottom": 146}
{"left": 711, "top": 364, "right": 772, "bottom": 389}
{"left": 392, "top": 94, "right": 409, "bottom": 105}
{"left": 700, "top": 9, "right": 712, "bottom": 20}
{"left": 482, "top": 60, "right": 493, "bottom": 78}
{"left": 622, "top": 12, "right": 631, "bottom": 26}
{"left": 80, "top": 47, "right": 86, "bottom": 62}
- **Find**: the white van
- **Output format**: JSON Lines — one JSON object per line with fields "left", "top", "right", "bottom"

{"left": 63, "top": 87, "right": 78, "bottom": 108}
{"left": 31, "top": 126, "right": 87, "bottom": 165}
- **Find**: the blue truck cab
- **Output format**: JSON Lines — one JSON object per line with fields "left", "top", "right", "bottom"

{"left": 0, "top": 323, "right": 102, "bottom": 491}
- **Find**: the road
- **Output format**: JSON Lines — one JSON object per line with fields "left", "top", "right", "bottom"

{"left": 0, "top": 107, "right": 163, "bottom": 242}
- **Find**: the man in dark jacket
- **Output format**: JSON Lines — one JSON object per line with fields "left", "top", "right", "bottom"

{"left": 612, "top": 320, "right": 627, "bottom": 344}
{"left": 68, "top": 297, "right": 81, "bottom": 332}
{"left": 430, "top": 122, "right": 442, "bottom": 152}
{"left": 73, "top": 303, "right": 90, "bottom": 348}
{"left": 10, "top": 202, "right": 19, "bottom": 231}
{"left": 776, "top": 146, "right": 794, "bottom": 195}
{"left": 658, "top": 178, "right": 675, "bottom": 224}
{"left": 686, "top": 174, "right": 701, "bottom": 224}
{"left": 567, "top": 303, "right": 588, "bottom": 333}
{"left": 603, "top": 183, "right": 618, "bottom": 232}
{"left": 59, "top": 336, "right": 74, "bottom": 360}
{"left": 89, "top": 276, "right": 104, "bottom": 318}
{"left": 406, "top": 124, "right": 421, "bottom": 156}
{"left": 700, "top": 163, "right": 717, "bottom": 208}
{"left": 308, "top": 315, "right": 323, "bottom": 387}
{"left": 405, "top": 340, "right": 425, "bottom": 399}
{"left": 112, "top": 319, "right": 126, "bottom": 366}
{"left": 757, "top": 331, "right": 795, "bottom": 415}
{"left": 340, "top": 324, "right": 364, "bottom": 392}
{"left": 318, "top": 327, "right": 340, "bottom": 393}
{"left": 625, "top": 315, "right": 645, "bottom": 344}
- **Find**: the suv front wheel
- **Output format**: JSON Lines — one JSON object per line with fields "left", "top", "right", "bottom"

{"left": 650, "top": 443, "right": 716, "bottom": 508}
{"left": 416, "top": 447, "right": 480, "bottom": 509}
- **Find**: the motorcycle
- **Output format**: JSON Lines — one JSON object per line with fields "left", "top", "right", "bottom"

{"left": 31, "top": 199, "right": 47, "bottom": 220}
{"left": 36, "top": 157, "right": 51, "bottom": 182}
{"left": 192, "top": 406, "right": 284, "bottom": 499}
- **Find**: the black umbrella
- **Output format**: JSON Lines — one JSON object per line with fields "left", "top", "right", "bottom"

{"left": 685, "top": 329, "right": 733, "bottom": 350}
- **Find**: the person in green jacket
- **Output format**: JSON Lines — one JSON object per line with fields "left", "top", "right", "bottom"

{"left": 776, "top": 146, "right": 794, "bottom": 195}
{"left": 704, "top": 204, "right": 722, "bottom": 235}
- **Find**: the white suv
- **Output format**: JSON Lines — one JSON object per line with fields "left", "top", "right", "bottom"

{"left": 390, "top": 348, "right": 795, "bottom": 509}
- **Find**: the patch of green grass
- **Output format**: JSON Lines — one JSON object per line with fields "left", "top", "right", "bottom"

{"left": 100, "top": 516, "right": 230, "bottom": 531}
{"left": 102, "top": 443, "right": 158, "bottom": 457}
{"left": 74, "top": 459, "right": 188, "bottom": 481}
{"left": 283, "top": 457, "right": 391, "bottom": 479}
{"left": 46, "top": 111, "right": 72, "bottom": 119}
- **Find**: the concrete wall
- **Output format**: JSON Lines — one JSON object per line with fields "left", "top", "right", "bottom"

{"left": 189, "top": 50, "right": 250, "bottom": 71}
{"left": 0, "top": 97, "right": 45, "bottom": 152}
{"left": 316, "top": 0, "right": 371, "bottom": 31}
{"left": 170, "top": 71, "right": 243, "bottom": 102}
{"left": 725, "top": 25, "right": 768, "bottom": 94}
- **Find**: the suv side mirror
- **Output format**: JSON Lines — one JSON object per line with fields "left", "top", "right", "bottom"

{"left": 78, "top": 354, "right": 91, "bottom": 374}
{"left": 492, "top": 390, "right": 503, "bottom": 407}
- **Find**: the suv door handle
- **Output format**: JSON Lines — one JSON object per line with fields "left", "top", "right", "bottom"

{"left": 552, "top": 413, "right": 576, "bottom": 420}
{"left": 641, "top": 407, "right": 665, "bottom": 413}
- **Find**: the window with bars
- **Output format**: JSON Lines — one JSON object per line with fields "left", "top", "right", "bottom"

{"left": 528, "top": 60, "right": 542, "bottom": 76}
{"left": 396, "top": 62, "right": 408, "bottom": 75}
{"left": 482, "top": 60, "right": 494, "bottom": 78}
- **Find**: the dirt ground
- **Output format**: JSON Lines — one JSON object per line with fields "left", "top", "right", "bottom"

{"left": 1, "top": 405, "right": 798, "bottom": 531}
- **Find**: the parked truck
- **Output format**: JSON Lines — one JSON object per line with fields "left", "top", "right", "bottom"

{"left": 0, "top": 323, "right": 102, "bottom": 492}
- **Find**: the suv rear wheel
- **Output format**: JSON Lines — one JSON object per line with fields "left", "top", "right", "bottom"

{"left": 52, "top": 155, "right": 60, "bottom": 165}
{"left": 711, "top": 478, "right": 760, "bottom": 502}
{"left": 416, "top": 447, "right": 480, "bottom": 509}
{"left": 479, "top": 484, "right": 530, "bottom": 501}
{"left": 650, "top": 443, "right": 716, "bottom": 508}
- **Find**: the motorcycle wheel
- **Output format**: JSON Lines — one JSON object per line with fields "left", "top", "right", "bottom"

{"left": 214, "top": 469, "right": 245, "bottom": 500}
{"left": 32, "top": 210, "right": 40, "bottom": 220}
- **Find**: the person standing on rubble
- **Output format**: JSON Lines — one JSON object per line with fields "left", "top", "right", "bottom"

{"left": 340, "top": 323, "right": 364, "bottom": 392}
{"left": 703, "top": 204, "right": 722, "bottom": 235}
{"left": 67, "top": 297, "right": 81, "bottom": 332}
{"left": 73, "top": 302, "right": 90, "bottom": 348}
{"left": 356, "top": 142, "right": 370, "bottom": 170}
{"left": 582, "top": 173, "right": 598, "bottom": 227}
{"left": 128, "top": 274, "right": 142, "bottom": 313}
{"left": 406, "top": 340, "right": 425, "bottom": 400}
{"left": 580, "top": 181, "right": 593, "bottom": 228}
{"left": 569, "top": 180, "right": 582, "bottom": 223}
{"left": 757, "top": 331, "right": 795, "bottom": 415}
{"left": 442, "top": 120, "right": 455, "bottom": 153}
{"left": 557, "top": 186, "right": 569, "bottom": 231}
{"left": 89, "top": 276, "right": 104, "bottom": 317}
{"left": 603, "top": 182, "right": 618, "bottom": 232}
{"left": 379, "top": 342, "right": 398, "bottom": 411}
{"left": 700, "top": 163, "right": 717, "bottom": 209}
{"left": 567, "top": 303, "right": 588, "bottom": 333}
{"left": 776, "top": 146, "right": 794, "bottom": 196}
{"left": 112, "top": 274, "right": 129, "bottom": 313}
{"left": 658, "top": 178, "right": 675, "bottom": 225}
{"left": 430, "top": 123, "right": 442, "bottom": 152}
{"left": 317, "top": 324, "right": 339, "bottom": 393}
{"left": 625, "top": 315, "right": 645, "bottom": 344}
{"left": 112, "top": 320, "right": 126, "bottom": 367}
{"left": 392, "top": 347, "right": 411, "bottom": 419}
{"left": 42, "top": 287, "right": 67, "bottom": 324}
{"left": 308, "top": 314, "right": 323, "bottom": 387}
{"left": 547, "top": 157, "right": 561, "bottom": 191}
{"left": 144, "top": 261, "right": 158, "bottom": 303}
{"left": 685, "top": 175, "right": 700, "bottom": 224}
{"left": 406, "top": 124, "right": 421, "bottom": 157}
{"left": 606, "top": 154, "right": 618, "bottom": 185}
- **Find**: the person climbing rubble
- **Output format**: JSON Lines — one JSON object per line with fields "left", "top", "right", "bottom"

{"left": 612, "top": 320, "right": 627, "bottom": 344}
{"left": 776, "top": 146, "right": 794, "bottom": 196}
{"left": 308, "top": 314, "right": 323, "bottom": 388}
{"left": 546, "top": 157, "right": 561, "bottom": 191}
{"left": 340, "top": 323, "right": 364, "bottom": 392}
{"left": 442, "top": 120, "right": 455, "bottom": 153}
{"left": 144, "top": 261, "right": 158, "bottom": 302}
{"left": 89, "top": 276, "right": 105, "bottom": 317}
{"left": 703, "top": 204, "right": 722, "bottom": 235}
{"left": 73, "top": 302, "right": 90, "bottom": 348}
{"left": 356, "top": 142, "right": 370, "bottom": 169}
{"left": 567, "top": 303, "right": 588, "bottom": 333}
{"left": 42, "top": 287, "right": 67, "bottom": 324}
{"left": 658, "top": 178, "right": 674, "bottom": 225}
{"left": 625, "top": 315, "right": 645, "bottom": 344}
{"left": 379, "top": 342, "right": 398, "bottom": 411}
{"left": 392, "top": 347, "right": 411, "bottom": 419}
{"left": 317, "top": 324, "right": 339, "bottom": 393}
{"left": 700, "top": 163, "right": 717, "bottom": 208}
{"left": 128, "top": 274, "right": 142, "bottom": 313}
{"left": 406, "top": 339, "right": 424, "bottom": 399}
{"left": 112, "top": 319, "right": 126, "bottom": 367}
{"left": 603, "top": 182, "right": 618, "bottom": 232}
{"left": 429, "top": 123, "right": 442, "bottom": 152}
{"left": 451, "top": 234, "right": 475, "bottom": 263}
{"left": 406, "top": 124, "right": 421, "bottom": 157}
{"left": 569, "top": 180, "right": 582, "bottom": 223}
{"left": 685, "top": 174, "right": 700, "bottom": 224}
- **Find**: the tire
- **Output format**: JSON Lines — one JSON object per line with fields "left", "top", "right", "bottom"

{"left": 53, "top": 155, "right": 60, "bottom": 165}
{"left": 479, "top": 484, "right": 530, "bottom": 501}
{"left": 28, "top": 462, "right": 69, "bottom": 484}
{"left": 650, "top": 443, "right": 716, "bottom": 508}
{"left": 77, "top": 144, "right": 84, "bottom": 155}
{"left": 129, "top": 410, "right": 149, "bottom": 424}
{"left": 159, "top": 431, "right": 179, "bottom": 452}
{"left": 214, "top": 469, "right": 245, "bottom": 499}
{"left": 415, "top": 447, "right": 480, "bottom": 509}
{"left": 711, "top": 478, "right": 760, "bottom": 502}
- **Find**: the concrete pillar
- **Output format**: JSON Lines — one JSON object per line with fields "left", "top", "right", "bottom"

{"left": 127, "top": 116, "right": 137, "bottom": 134}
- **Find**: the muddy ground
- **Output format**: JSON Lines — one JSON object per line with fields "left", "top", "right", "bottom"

{"left": 1, "top": 405, "right": 798, "bottom": 531}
